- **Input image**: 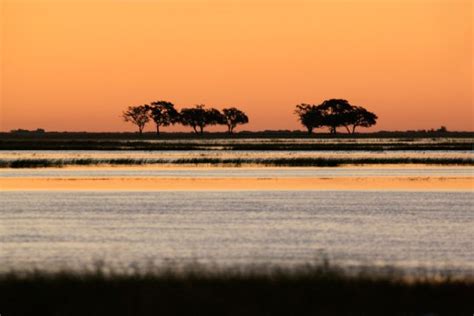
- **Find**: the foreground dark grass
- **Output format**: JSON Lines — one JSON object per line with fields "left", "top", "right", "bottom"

{"left": 1, "top": 157, "right": 473, "bottom": 168}
{"left": 1, "top": 263, "right": 473, "bottom": 316}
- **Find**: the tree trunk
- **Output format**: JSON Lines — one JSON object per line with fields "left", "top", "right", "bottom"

{"left": 344, "top": 125, "right": 351, "bottom": 134}
{"left": 307, "top": 126, "right": 313, "bottom": 134}
{"left": 156, "top": 125, "right": 160, "bottom": 135}
{"left": 352, "top": 125, "right": 357, "bottom": 134}
{"left": 138, "top": 126, "right": 143, "bottom": 135}
{"left": 199, "top": 126, "right": 204, "bottom": 134}
{"left": 192, "top": 126, "right": 198, "bottom": 134}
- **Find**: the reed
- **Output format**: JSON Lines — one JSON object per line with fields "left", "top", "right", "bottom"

{"left": 1, "top": 157, "right": 472, "bottom": 168}
{"left": 1, "top": 139, "right": 472, "bottom": 151}
{"left": 1, "top": 262, "right": 472, "bottom": 316}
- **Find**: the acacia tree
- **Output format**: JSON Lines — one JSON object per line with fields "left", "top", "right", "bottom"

{"left": 296, "top": 100, "right": 378, "bottom": 134}
{"left": 180, "top": 105, "right": 224, "bottom": 134}
{"left": 146, "top": 101, "right": 179, "bottom": 135}
{"left": 294, "top": 103, "right": 324, "bottom": 134}
{"left": 318, "top": 99, "right": 354, "bottom": 134}
{"left": 122, "top": 105, "right": 149, "bottom": 135}
{"left": 222, "top": 107, "right": 249, "bottom": 134}
{"left": 345, "top": 106, "right": 377, "bottom": 133}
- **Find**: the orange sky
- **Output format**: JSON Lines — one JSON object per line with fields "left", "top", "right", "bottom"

{"left": 1, "top": 0, "right": 472, "bottom": 132}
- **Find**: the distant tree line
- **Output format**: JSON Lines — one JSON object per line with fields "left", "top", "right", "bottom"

{"left": 9, "top": 128, "right": 46, "bottom": 134}
{"left": 123, "top": 98, "right": 378, "bottom": 136}
{"left": 123, "top": 101, "right": 249, "bottom": 135}
{"left": 295, "top": 99, "right": 378, "bottom": 134}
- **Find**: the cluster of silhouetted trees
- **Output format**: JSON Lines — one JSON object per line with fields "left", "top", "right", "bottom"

{"left": 123, "top": 99, "right": 377, "bottom": 135}
{"left": 295, "top": 99, "right": 377, "bottom": 134}
{"left": 123, "top": 102, "right": 249, "bottom": 135}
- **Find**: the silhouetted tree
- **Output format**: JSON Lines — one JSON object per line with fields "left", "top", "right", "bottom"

{"left": 296, "top": 99, "right": 378, "bottom": 134}
{"left": 146, "top": 101, "right": 179, "bottom": 135}
{"left": 122, "top": 105, "right": 149, "bottom": 135}
{"left": 437, "top": 126, "right": 448, "bottom": 133}
{"left": 294, "top": 103, "right": 324, "bottom": 134}
{"left": 318, "top": 99, "right": 354, "bottom": 134}
{"left": 205, "top": 108, "right": 225, "bottom": 128}
{"left": 180, "top": 105, "right": 224, "bottom": 134}
{"left": 345, "top": 106, "right": 378, "bottom": 133}
{"left": 222, "top": 107, "right": 249, "bottom": 134}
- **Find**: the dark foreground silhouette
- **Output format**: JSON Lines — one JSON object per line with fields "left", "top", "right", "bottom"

{"left": 1, "top": 156, "right": 472, "bottom": 168}
{"left": 1, "top": 264, "right": 472, "bottom": 316}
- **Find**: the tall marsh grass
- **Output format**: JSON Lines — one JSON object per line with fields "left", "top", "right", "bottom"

{"left": 0, "top": 157, "right": 472, "bottom": 168}
{"left": 1, "top": 262, "right": 472, "bottom": 315}
{"left": 1, "top": 138, "right": 472, "bottom": 151}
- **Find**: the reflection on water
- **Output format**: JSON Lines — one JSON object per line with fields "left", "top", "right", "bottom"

{"left": 1, "top": 191, "right": 472, "bottom": 274}
{"left": 96, "top": 137, "right": 474, "bottom": 144}
{"left": 1, "top": 166, "right": 473, "bottom": 178}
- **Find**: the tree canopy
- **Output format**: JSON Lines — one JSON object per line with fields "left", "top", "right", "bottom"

{"left": 122, "top": 105, "right": 150, "bottom": 135}
{"left": 294, "top": 104, "right": 324, "bottom": 134}
{"left": 345, "top": 106, "right": 378, "bottom": 134}
{"left": 222, "top": 107, "right": 249, "bottom": 134}
{"left": 295, "top": 99, "right": 377, "bottom": 134}
{"left": 146, "top": 101, "right": 179, "bottom": 135}
{"left": 317, "top": 99, "right": 355, "bottom": 134}
{"left": 180, "top": 105, "right": 224, "bottom": 134}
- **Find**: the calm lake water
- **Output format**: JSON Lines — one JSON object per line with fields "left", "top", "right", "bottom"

{"left": 1, "top": 166, "right": 473, "bottom": 178}
{"left": 1, "top": 190, "right": 473, "bottom": 274}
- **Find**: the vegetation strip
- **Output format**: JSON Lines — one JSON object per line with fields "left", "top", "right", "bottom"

{"left": 1, "top": 140, "right": 473, "bottom": 151}
{"left": 1, "top": 157, "right": 473, "bottom": 168}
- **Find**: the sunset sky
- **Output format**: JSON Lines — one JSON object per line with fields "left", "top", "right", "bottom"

{"left": 1, "top": 0, "right": 472, "bottom": 132}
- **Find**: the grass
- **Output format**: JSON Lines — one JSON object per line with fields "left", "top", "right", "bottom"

{"left": 1, "top": 139, "right": 473, "bottom": 151}
{"left": 3, "top": 130, "right": 474, "bottom": 140}
{"left": 0, "top": 157, "right": 473, "bottom": 168}
{"left": 1, "top": 262, "right": 472, "bottom": 316}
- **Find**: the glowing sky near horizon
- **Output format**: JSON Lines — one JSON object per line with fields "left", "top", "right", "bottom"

{"left": 1, "top": 0, "right": 472, "bottom": 132}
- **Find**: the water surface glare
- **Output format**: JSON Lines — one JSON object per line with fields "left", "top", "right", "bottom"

{"left": 1, "top": 190, "right": 472, "bottom": 274}
{"left": 2, "top": 167, "right": 473, "bottom": 178}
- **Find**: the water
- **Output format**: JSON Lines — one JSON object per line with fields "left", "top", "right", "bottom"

{"left": 1, "top": 190, "right": 473, "bottom": 273}
{"left": 1, "top": 166, "right": 472, "bottom": 178}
